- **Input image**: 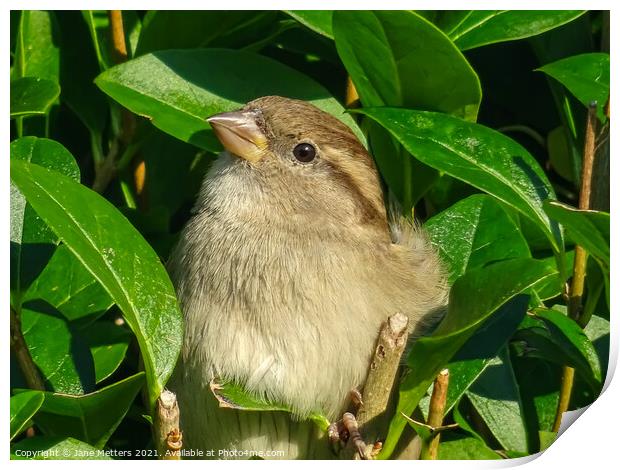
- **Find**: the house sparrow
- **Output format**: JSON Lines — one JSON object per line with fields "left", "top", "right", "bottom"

{"left": 168, "top": 96, "right": 447, "bottom": 459}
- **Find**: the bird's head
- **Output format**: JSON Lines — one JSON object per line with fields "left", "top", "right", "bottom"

{"left": 206, "top": 96, "right": 389, "bottom": 240}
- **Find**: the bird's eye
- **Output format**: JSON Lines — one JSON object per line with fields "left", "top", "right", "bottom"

{"left": 292, "top": 143, "right": 316, "bottom": 163}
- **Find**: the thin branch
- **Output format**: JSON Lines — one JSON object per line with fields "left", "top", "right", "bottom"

{"left": 420, "top": 369, "right": 450, "bottom": 460}
{"left": 357, "top": 313, "right": 409, "bottom": 430}
{"left": 401, "top": 413, "right": 459, "bottom": 434}
{"left": 154, "top": 390, "right": 182, "bottom": 460}
{"left": 108, "top": 10, "right": 128, "bottom": 63}
{"left": 552, "top": 102, "right": 598, "bottom": 433}
{"left": 351, "top": 313, "right": 409, "bottom": 459}
{"left": 10, "top": 308, "right": 45, "bottom": 391}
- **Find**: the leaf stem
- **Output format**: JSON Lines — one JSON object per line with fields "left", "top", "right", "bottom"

{"left": 552, "top": 102, "right": 598, "bottom": 432}
{"left": 420, "top": 369, "right": 449, "bottom": 460}
{"left": 10, "top": 307, "right": 45, "bottom": 391}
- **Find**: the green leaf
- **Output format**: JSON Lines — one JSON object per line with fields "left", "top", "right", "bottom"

{"left": 23, "top": 244, "right": 113, "bottom": 325}
{"left": 56, "top": 11, "right": 108, "bottom": 141}
{"left": 450, "top": 11, "right": 586, "bottom": 51}
{"left": 512, "top": 355, "right": 560, "bottom": 442}
{"left": 584, "top": 315, "right": 610, "bottom": 381}
{"left": 29, "top": 373, "right": 144, "bottom": 448}
{"left": 544, "top": 201, "right": 609, "bottom": 269}
{"left": 355, "top": 107, "right": 563, "bottom": 254}
{"left": 380, "top": 258, "right": 557, "bottom": 459}
{"left": 10, "top": 137, "right": 80, "bottom": 303}
{"left": 430, "top": 11, "right": 473, "bottom": 36}
{"left": 539, "top": 431, "right": 557, "bottom": 451}
{"left": 531, "top": 250, "right": 575, "bottom": 301}
{"left": 10, "top": 391, "right": 45, "bottom": 441}
{"left": 11, "top": 437, "right": 113, "bottom": 460}
{"left": 425, "top": 195, "right": 530, "bottom": 284}
{"left": 82, "top": 322, "right": 132, "bottom": 383}
{"left": 81, "top": 11, "right": 113, "bottom": 70}
{"left": 525, "top": 308, "right": 602, "bottom": 385}
{"left": 419, "top": 295, "right": 529, "bottom": 420}
{"left": 210, "top": 379, "right": 330, "bottom": 431}
{"left": 466, "top": 346, "right": 529, "bottom": 453}
{"left": 13, "top": 10, "right": 60, "bottom": 81}
{"left": 285, "top": 10, "right": 334, "bottom": 39}
{"left": 538, "top": 53, "right": 610, "bottom": 122}
{"left": 438, "top": 435, "right": 500, "bottom": 460}
{"left": 95, "top": 48, "right": 364, "bottom": 152}
{"left": 10, "top": 78, "right": 60, "bottom": 118}
{"left": 10, "top": 160, "right": 183, "bottom": 409}
{"left": 21, "top": 301, "right": 96, "bottom": 394}
{"left": 333, "top": 10, "right": 481, "bottom": 119}
{"left": 136, "top": 11, "right": 275, "bottom": 55}
{"left": 547, "top": 126, "right": 576, "bottom": 182}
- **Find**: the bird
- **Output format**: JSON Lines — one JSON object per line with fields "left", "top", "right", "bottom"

{"left": 167, "top": 95, "right": 447, "bottom": 459}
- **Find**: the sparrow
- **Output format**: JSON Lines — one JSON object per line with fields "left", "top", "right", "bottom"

{"left": 167, "top": 96, "right": 447, "bottom": 459}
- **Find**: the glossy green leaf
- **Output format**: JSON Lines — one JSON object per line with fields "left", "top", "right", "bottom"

{"left": 285, "top": 11, "right": 334, "bottom": 39}
{"left": 425, "top": 195, "right": 530, "bottom": 284}
{"left": 82, "top": 322, "right": 132, "bottom": 383}
{"left": 333, "top": 10, "right": 480, "bottom": 209}
{"left": 211, "top": 379, "right": 330, "bottom": 431}
{"left": 12, "top": 10, "right": 60, "bottom": 81}
{"left": 136, "top": 11, "right": 275, "bottom": 55}
{"left": 10, "top": 391, "right": 45, "bottom": 441}
{"left": 538, "top": 53, "right": 610, "bottom": 122}
{"left": 438, "top": 435, "right": 500, "bottom": 460}
{"left": 381, "top": 258, "right": 557, "bottom": 458}
{"left": 544, "top": 201, "right": 609, "bottom": 269}
{"left": 10, "top": 137, "right": 79, "bottom": 303}
{"left": 95, "top": 48, "right": 364, "bottom": 152}
{"left": 11, "top": 437, "right": 112, "bottom": 460}
{"left": 10, "top": 78, "right": 60, "bottom": 118}
{"left": 23, "top": 244, "right": 113, "bottom": 325}
{"left": 21, "top": 301, "right": 96, "bottom": 394}
{"left": 466, "top": 347, "right": 529, "bottom": 453}
{"left": 531, "top": 250, "right": 575, "bottom": 301}
{"left": 530, "top": 308, "right": 602, "bottom": 385}
{"left": 10, "top": 160, "right": 183, "bottom": 409}
{"left": 29, "top": 373, "right": 144, "bottom": 448}
{"left": 450, "top": 11, "right": 586, "bottom": 51}
{"left": 355, "top": 107, "right": 563, "bottom": 254}
{"left": 333, "top": 10, "right": 481, "bottom": 119}
{"left": 419, "top": 295, "right": 529, "bottom": 420}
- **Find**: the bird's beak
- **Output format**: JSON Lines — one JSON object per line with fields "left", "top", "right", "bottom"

{"left": 207, "top": 110, "right": 268, "bottom": 163}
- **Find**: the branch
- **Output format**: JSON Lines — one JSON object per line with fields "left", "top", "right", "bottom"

{"left": 154, "top": 390, "right": 182, "bottom": 460}
{"left": 10, "top": 308, "right": 45, "bottom": 391}
{"left": 351, "top": 313, "right": 409, "bottom": 458}
{"left": 553, "top": 101, "right": 598, "bottom": 433}
{"left": 420, "top": 369, "right": 449, "bottom": 460}
{"left": 108, "top": 10, "right": 128, "bottom": 63}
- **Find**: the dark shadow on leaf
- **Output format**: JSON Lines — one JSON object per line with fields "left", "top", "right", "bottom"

{"left": 21, "top": 299, "right": 97, "bottom": 394}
